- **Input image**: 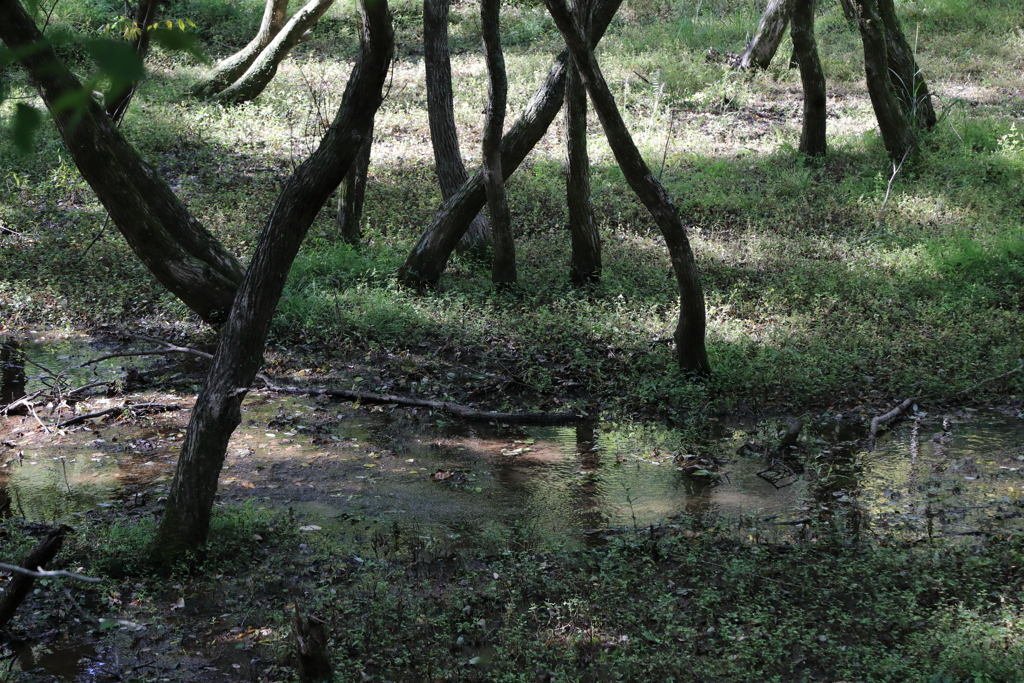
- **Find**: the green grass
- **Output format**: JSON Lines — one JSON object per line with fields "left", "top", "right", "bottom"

{"left": 1, "top": 0, "right": 1023, "bottom": 418}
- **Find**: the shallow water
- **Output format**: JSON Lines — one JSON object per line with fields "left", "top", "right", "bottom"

{"left": 3, "top": 342, "right": 1024, "bottom": 681}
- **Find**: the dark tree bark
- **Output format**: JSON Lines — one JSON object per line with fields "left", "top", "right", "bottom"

{"left": 738, "top": 0, "right": 794, "bottom": 70}
{"left": 790, "top": 0, "right": 826, "bottom": 156}
{"left": 293, "top": 606, "right": 334, "bottom": 682}
{"left": 213, "top": 0, "right": 336, "bottom": 105}
{"left": 154, "top": 0, "right": 393, "bottom": 558}
{"left": 0, "top": 2, "right": 246, "bottom": 324}
{"left": 544, "top": 0, "right": 710, "bottom": 374}
{"left": 104, "top": 0, "right": 160, "bottom": 123}
{"left": 191, "top": 0, "right": 290, "bottom": 99}
{"left": 565, "top": 0, "right": 600, "bottom": 285}
{"left": 852, "top": 0, "right": 916, "bottom": 160}
{"left": 0, "top": 527, "right": 66, "bottom": 628}
{"left": 423, "top": 0, "right": 490, "bottom": 255}
{"left": 1, "top": 338, "right": 26, "bottom": 408}
{"left": 877, "top": 0, "right": 936, "bottom": 129}
{"left": 481, "top": 0, "right": 515, "bottom": 284}
{"left": 336, "top": 122, "right": 373, "bottom": 244}
{"left": 397, "top": 0, "right": 620, "bottom": 288}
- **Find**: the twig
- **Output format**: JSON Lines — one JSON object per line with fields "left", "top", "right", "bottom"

{"left": 259, "top": 380, "right": 583, "bottom": 425}
{"left": 0, "top": 563, "right": 100, "bottom": 583}
{"left": 56, "top": 403, "right": 180, "bottom": 428}
{"left": 878, "top": 148, "right": 910, "bottom": 223}
{"left": 950, "top": 360, "right": 1023, "bottom": 399}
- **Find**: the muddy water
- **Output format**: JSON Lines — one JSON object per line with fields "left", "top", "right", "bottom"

{"left": 3, "top": 389, "right": 1024, "bottom": 539}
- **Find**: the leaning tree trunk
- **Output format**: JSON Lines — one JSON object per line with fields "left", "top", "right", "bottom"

{"left": 397, "top": 0, "right": 621, "bottom": 288}
{"left": 565, "top": 0, "right": 600, "bottom": 285}
{"left": 481, "top": 0, "right": 515, "bottom": 284}
{"left": 545, "top": 0, "right": 710, "bottom": 374}
{"left": 738, "top": 0, "right": 794, "bottom": 70}
{"left": 852, "top": 0, "right": 916, "bottom": 160}
{"left": 791, "top": 0, "right": 826, "bottom": 156}
{"left": 336, "top": 123, "right": 373, "bottom": 244}
{"left": 191, "top": 0, "right": 290, "bottom": 99}
{"left": 423, "top": 0, "right": 490, "bottom": 256}
{"left": 105, "top": 0, "right": 160, "bottom": 123}
{"left": 213, "top": 0, "right": 336, "bottom": 105}
{"left": 877, "top": 0, "right": 936, "bottom": 129}
{"left": 0, "top": 2, "right": 245, "bottom": 324}
{"left": 154, "top": 0, "right": 393, "bottom": 559}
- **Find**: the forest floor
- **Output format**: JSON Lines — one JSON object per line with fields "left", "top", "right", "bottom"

{"left": 2, "top": 0, "right": 1024, "bottom": 680}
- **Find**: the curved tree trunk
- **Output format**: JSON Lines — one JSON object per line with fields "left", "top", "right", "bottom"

{"left": 791, "top": 0, "right": 826, "bottom": 156}
{"left": 545, "top": 0, "right": 710, "bottom": 375}
{"left": 105, "top": 0, "right": 160, "bottom": 123}
{"left": 191, "top": 0, "right": 290, "bottom": 99}
{"left": 213, "top": 0, "right": 335, "bottom": 105}
{"left": 0, "top": 2, "right": 245, "bottom": 324}
{"left": 481, "top": 0, "right": 515, "bottom": 284}
{"left": 336, "top": 123, "right": 373, "bottom": 244}
{"left": 738, "top": 0, "right": 794, "bottom": 70}
{"left": 565, "top": 0, "right": 600, "bottom": 285}
{"left": 397, "top": 0, "right": 620, "bottom": 288}
{"left": 423, "top": 0, "right": 490, "bottom": 256}
{"left": 853, "top": 0, "right": 916, "bottom": 160}
{"left": 154, "top": 0, "right": 394, "bottom": 559}
{"left": 877, "top": 0, "right": 936, "bottom": 129}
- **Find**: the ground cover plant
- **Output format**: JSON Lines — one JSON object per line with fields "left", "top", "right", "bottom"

{"left": 1, "top": 0, "right": 1023, "bottom": 680}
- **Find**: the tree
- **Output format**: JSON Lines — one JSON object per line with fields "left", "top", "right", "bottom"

{"left": 336, "top": 127, "right": 374, "bottom": 244}
{"left": 104, "top": 0, "right": 161, "bottom": 123}
{"left": 852, "top": 0, "right": 916, "bottom": 160}
{"left": 544, "top": 0, "right": 710, "bottom": 374}
{"left": 791, "top": 0, "right": 826, "bottom": 156}
{"left": 0, "top": 1, "right": 246, "bottom": 324}
{"left": 423, "top": 0, "right": 490, "bottom": 255}
{"left": 397, "top": 0, "right": 621, "bottom": 288}
{"left": 481, "top": 0, "right": 516, "bottom": 285}
{"left": 737, "top": 0, "right": 794, "bottom": 71}
{"left": 564, "top": 0, "right": 601, "bottom": 285}
{"left": 155, "top": 0, "right": 394, "bottom": 557}
{"left": 192, "top": 0, "right": 336, "bottom": 104}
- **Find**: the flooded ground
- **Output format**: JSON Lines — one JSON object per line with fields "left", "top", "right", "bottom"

{"left": 2, "top": 339, "right": 1024, "bottom": 680}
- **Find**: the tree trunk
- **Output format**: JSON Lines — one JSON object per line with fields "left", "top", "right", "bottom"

{"left": 154, "top": 0, "right": 393, "bottom": 559}
{"left": 336, "top": 122, "right": 373, "bottom": 244}
{"left": 104, "top": 0, "right": 160, "bottom": 123}
{"left": 1, "top": 338, "right": 27, "bottom": 408}
{"left": 738, "top": 0, "right": 794, "bottom": 70}
{"left": 565, "top": 0, "right": 600, "bottom": 285}
{"left": 191, "top": 0, "right": 290, "bottom": 99}
{"left": 544, "top": 0, "right": 710, "bottom": 375}
{"left": 0, "top": 2, "right": 246, "bottom": 325}
{"left": 791, "top": 0, "right": 826, "bottom": 156}
{"left": 213, "top": 0, "right": 336, "bottom": 105}
{"left": 877, "top": 0, "right": 936, "bottom": 129}
{"left": 852, "top": 0, "right": 916, "bottom": 160}
{"left": 397, "top": 0, "right": 621, "bottom": 288}
{"left": 423, "top": 0, "right": 490, "bottom": 256}
{"left": 481, "top": 0, "right": 515, "bottom": 284}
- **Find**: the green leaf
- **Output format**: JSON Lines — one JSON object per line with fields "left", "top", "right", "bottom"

{"left": 149, "top": 28, "right": 209, "bottom": 64}
{"left": 11, "top": 103, "right": 43, "bottom": 154}
{"left": 84, "top": 38, "right": 144, "bottom": 88}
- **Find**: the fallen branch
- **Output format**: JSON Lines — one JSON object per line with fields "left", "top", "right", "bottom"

{"left": 259, "top": 380, "right": 583, "bottom": 425}
{"left": 868, "top": 397, "right": 914, "bottom": 450}
{"left": 0, "top": 563, "right": 100, "bottom": 583}
{"left": 0, "top": 527, "right": 68, "bottom": 628}
{"left": 867, "top": 360, "right": 1023, "bottom": 451}
{"left": 82, "top": 337, "right": 213, "bottom": 367}
{"left": 57, "top": 403, "right": 180, "bottom": 428}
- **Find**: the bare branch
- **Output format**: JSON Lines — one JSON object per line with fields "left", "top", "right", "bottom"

{"left": 0, "top": 562, "right": 101, "bottom": 583}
